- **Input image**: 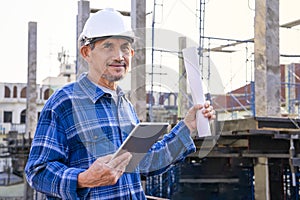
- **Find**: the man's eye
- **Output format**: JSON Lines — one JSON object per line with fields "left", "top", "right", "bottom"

{"left": 103, "top": 43, "right": 112, "bottom": 48}
{"left": 121, "top": 46, "right": 131, "bottom": 52}
{"left": 122, "top": 47, "right": 130, "bottom": 52}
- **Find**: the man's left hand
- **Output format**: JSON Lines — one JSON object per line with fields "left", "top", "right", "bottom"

{"left": 183, "top": 101, "right": 215, "bottom": 133}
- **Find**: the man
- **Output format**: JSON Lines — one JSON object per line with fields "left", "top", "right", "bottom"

{"left": 25, "top": 8, "right": 215, "bottom": 199}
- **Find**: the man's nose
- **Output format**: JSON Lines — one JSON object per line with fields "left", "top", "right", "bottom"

{"left": 112, "top": 49, "right": 125, "bottom": 61}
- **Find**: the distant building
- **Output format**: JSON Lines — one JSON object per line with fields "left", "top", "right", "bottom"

{"left": 213, "top": 63, "right": 300, "bottom": 120}
{"left": 0, "top": 62, "right": 76, "bottom": 174}
{"left": 0, "top": 63, "right": 76, "bottom": 135}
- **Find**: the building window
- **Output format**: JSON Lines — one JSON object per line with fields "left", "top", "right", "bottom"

{"left": 13, "top": 86, "right": 18, "bottom": 98}
{"left": 20, "top": 110, "right": 26, "bottom": 124}
{"left": 146, "top": 93, "right": 155, "bottom": 105}
{"left": 169, "top": 93, "right": 176, "bottom": 106}
{"left": 21, "top": 87, "right": 27, "bottom": 98}
{"left": 4, "top": 86, "right": 10, "bottom": 98}
{"left": 4, "top": 111, "right": 12, "bottom": 123}
{"left": 44, "top": 88, "right": 54, "bottom": 100}
{"left": 159, "top": 94, "right": 165, "bottom": 105}
{"left": 40, "top": 87, "right": 43, "bottom": 99}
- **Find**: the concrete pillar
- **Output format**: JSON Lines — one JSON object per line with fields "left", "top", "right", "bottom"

{"left": 24, "top": 21, "right": 37, "bottom": 200}
{"left": 76, "top": 0, "right": 90, "bottom": 78}
{"left": 131, "top": 0, "right": 147, "bottom": 122}
{"left": 26, "top": 22, "right": 37, "bottom": 139}
{"left": 254, "top": 157, "right": 270, "bottom": 200}
{"left": 178, "top": 37, "right": 188, "bottom": 119}
{"left": 254, "top": 0, "right": 279, "bottom": 198}
{"left": 254, "top": 0, "right": 280, "bottom": 117}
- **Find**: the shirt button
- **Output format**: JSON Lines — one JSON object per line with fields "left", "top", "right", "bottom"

{"left": 94, "top": 135, "right": 98, "bottom": 139}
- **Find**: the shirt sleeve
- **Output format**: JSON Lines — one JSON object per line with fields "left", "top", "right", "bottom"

{"left": 24, "top": 108, "right": 90, "bottom": 199}
{"left": 139, "top": 120, "right": 196, "bottom": 175}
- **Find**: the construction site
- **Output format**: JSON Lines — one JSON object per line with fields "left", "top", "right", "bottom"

{"left": 1, "top": 0, "right": 300, "bottom": 199}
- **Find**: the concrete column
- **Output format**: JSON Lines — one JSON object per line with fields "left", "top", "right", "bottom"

{"left": 131, "top": 0, "right": 147, "bottom": 121}
{"left": 24, "top": 21, "right": 37, "bottom": 200}
{"left": 26, "top": 22, "right": 37, "bottom": 138}
{"left": 254, "top": 0, "right": 280, "bottom": 117}
{"left": 178, "top": 37, "right": 188, "bottom": 119}
{"left": 254, "top": 157, "right": 270, "bottom": 200}
{"left": 76, "top": 0, "right": 90, "bottom": 78}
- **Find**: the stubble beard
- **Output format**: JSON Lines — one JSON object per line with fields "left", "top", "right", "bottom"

{"left": 101, "top": 73, "right": 125, "bottom": 82}
{"left": 101, "top": 62, "right": 129, "bottom": 82}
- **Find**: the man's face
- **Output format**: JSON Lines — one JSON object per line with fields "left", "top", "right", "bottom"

{"left": 83, "top": 37, "right": 134, "bottom": 86}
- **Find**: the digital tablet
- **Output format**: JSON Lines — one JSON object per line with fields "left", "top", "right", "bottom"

{"left": 112, "top": 122, "right": 169, "bottom": 172}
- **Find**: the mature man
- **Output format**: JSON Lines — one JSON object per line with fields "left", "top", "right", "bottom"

{"left": 25, "top": 8, "right": 215, "bottom": 199}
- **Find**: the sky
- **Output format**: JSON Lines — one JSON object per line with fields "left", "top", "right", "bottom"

{"left": 1, "top": 0, "right": 300, "bottom": 93}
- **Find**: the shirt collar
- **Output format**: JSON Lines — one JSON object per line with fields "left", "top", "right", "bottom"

{"left": 78, "top": 73, "right": 125, "bottom": 103}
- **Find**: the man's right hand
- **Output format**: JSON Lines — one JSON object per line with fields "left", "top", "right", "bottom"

{"left": 77, "top": 152, "right": 132, "bottom": 188}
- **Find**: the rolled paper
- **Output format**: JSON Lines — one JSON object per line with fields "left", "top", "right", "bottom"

{"left": 182, "top": 47, "right": 211, "bottom": 137}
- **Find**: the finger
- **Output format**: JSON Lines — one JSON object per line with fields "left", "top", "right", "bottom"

{"left": 116, "top": 153, "right": 132, "bottom": 170}
{"left": 97, "top": 154, "right": 113, "bottom": 164}
{"left": 114, "top": 167, "right": 126, "bottom": 181}
{"left": 203, "top": 108, "right": 216, "bottom": 119}
{"left": 210, "top": 110, "right": 216, "bottom": 119}
{"left": 202, "top": 106, "right": 210, "bottom": 114}
{"left": 108, "top": 152, "right": 132, "bottom": 169}
{"left": 204, "top": 100, "right": 211, "bottom": 108}
{"left": 191, "top": 104, "right": 203, "bottom": 114}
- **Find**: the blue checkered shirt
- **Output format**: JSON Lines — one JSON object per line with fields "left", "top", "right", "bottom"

{"left": 25, "top": 73, "right": 196, "bottom": 199}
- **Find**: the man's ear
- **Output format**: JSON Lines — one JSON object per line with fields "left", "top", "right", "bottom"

{"left": 131, "top": 49, "right": 134, "bottom": 57}
{"left": 80, "top": 46, "right": 90, "bottom": 59}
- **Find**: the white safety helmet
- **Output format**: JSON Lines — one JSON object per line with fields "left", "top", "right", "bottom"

{"left": 79, "top": 8, "right": 135, "bottom": 46}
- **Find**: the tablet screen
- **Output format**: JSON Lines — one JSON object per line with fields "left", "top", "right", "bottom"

{"left": 112, "top": 122, "right": 169, "bottom": 172}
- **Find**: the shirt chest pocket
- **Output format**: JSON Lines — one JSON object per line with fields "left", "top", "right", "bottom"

{"left": 77, "top": 127, "right": 117, "bottom": 158}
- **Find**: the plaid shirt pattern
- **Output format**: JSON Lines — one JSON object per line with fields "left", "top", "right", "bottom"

{"left": 25, "top": 73, "right": 196, "bottom": 199}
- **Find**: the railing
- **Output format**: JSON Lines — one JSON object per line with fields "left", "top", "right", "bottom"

{"left": 10, "top": 124, "right": 25, "bottom": 134}
{"left": 0, "top": 124, "right": 25, "bottom": 135}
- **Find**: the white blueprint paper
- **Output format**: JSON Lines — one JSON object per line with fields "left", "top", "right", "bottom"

{"left": 182, "top": 47, "right": 211, "bottom": 137}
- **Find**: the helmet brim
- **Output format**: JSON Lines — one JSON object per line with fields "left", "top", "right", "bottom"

{"left": 83, "top": 35, "right": 135, "bottom": 46}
